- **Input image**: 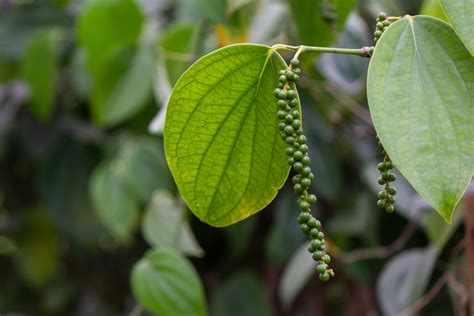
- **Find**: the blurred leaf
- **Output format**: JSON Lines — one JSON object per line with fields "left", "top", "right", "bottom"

{"left": 420, "top": 0, "right": 448, "bottom": 22}
{"left": 440, "top": 0, "right": 474, "bottom": 55}
{"left": 265, "top": 188, "right": 304, "bottom": 265}
{"left": 423, "top": 203, "right": 464, "bottom": 250}
{"left": 90, "top": 160, "right": 139, "bottom": 242}
{"left": 119, "top": 136, "right": 174, "bottom": 203}
{"left": 160, "top": 21, "right": 197, "bottom": 85}
{"left": 92, "top": 47, "right": 153, "bottom": 126}
{"left": 288, "top": 0, "right": 356, "bottom": 46}
{"left": 164, "top": 44, "right": 291, "bottom": 227}
{"left": 13, "top": 209, "right": 59, "bottom": 288}
{"left": 39, "top": 142, "right": 103, "bottom": 246}
{"left": 317, "top": 13, "right": 370, "bottom": 94}
{"left": 377, "top": 247, "right": 437, "bottom": 315}
{"left": 328, "top": 192, "right": 378, "bottom": 244}
{"left": 131, "top": 249, "right": 207, "bottom": 316}
{"left": 0, "top": 3, "right": 66, "bottom": 61}
{"left": 77, "top": 0, "right": 144, "bottom": 75}
{"left": 70, "top": 49, "right": 91, "bottom": 100}
{"left": 142, "top": 191, "right": 203, "bottom": 257}
{"left": 304, "top": 107, "right": 344, "bottom": 200}
{"left": 210, "top": 271, "right": 271, "bottom": 316}
{"left": 248, "top": 2, "right": 288, "bottom": 44}
{"left": 279, "top": 242, "right": 314, "bottom": 308}
{"left": 221, "top": 216, "right": 257, "bottom": 258}
{"left": 20, "top": 29, "right": 59, "bottom": 120}
{"left": 196, "top": 0, "right": 227, "bottom": 24}
{"left": 367, "top": 16, "right": 474, "bottom": 223}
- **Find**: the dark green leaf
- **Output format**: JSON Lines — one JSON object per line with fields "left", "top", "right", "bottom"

{"left": 131, "top": 249, "right": 207, "bottom": 316}
{"left": 21, "top": 29, "right": 59, "bottom": 120}
{"left": 367, "top": 16, "right": 474, "bottom": 222}
{"left": 164, "top": 44, "right": 291, "bottom": 226}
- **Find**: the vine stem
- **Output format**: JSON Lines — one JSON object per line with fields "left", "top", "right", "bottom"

{"left": 272, "top": 44, "right": 369, "bottom": 57}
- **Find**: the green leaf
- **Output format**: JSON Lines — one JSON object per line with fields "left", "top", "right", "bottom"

{"left": 90, "top": 160, "right": 139, "bottom": 242}
{"left": 440, "top": 0, "right": 474, "bottom": 55}
{"left": 131, "top": 249, "right": 207, "bottom": 316}
{"left": 288, "top": 0, "right": 355, "bottom": 47}
{"left": 160, "top": 22, "right": 198, "bottom": 85}
{"left": 92, "top": 47, "right": 153, "bottom": 126}
{"left": 420, "top": 0, "right": 448, "bottom": 22}
{"left": 142, "top": 191, "right": 204, "bottom": 257}
{"left": 20, "top": 29, "right": 59, "bottom": 120}
{"left": 164, "top": 44, "right": 291, "bottom": 227}
{"left": 279, "top": 242, "right": 314, "bottom": 308}
{"left": 77, "top": 0, "right": 144, "bottom": 75}
{"left": 118, "top": 136, "right": 175, "bottom": 202}
{"left": 196, "top": 0, "right": 227, "bottom": 24}
{"left": 367, "top": 16, "right": 474, "bottom": 223}
{"left": 377, "top": 247, "right": 437, "bottom": 315}
{"left": 210, "top": 271, "right": 271, "bottom": 316}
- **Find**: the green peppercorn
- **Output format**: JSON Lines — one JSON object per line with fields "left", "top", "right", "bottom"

{"left": 293, "top": 162, "right": 304, "bottom": 172}
{"left": 298, "top": 212, "right": 310, "bottom": 224}
{"left": 278, "top": 90, "right": 287, "bottom": 99}
{"left": 278, "top": 100, "right": 288, "bottom": 108}
{"left": 286, "top": 71, "right": 296, "bottom": 81}
{"left": 289, "top": 99, "right": 298, "bottom": 108}
{"left": 285, "top": 136, "right": 295, "bottom": 144}
{"left": 307, "top": 217, "right": 317, "bottom": 228}
{"left": 306, "top": 194, "right": 317, "bottom": 204}
{"left": 386, "top": 205, "right": 394, "bottom": 213}
{"left": 383, "top": 20, "right": 390, "bottom": 27}
{"left": 285, "top": 114, "right": 294, "bottom": 123}
{"left": 279, "top": 75, "right": 287, "bottom": 83}
{"left": 301, "top": 167, "right": 311, "bottom": 176}
{"left": 301, "top": 155, "right": 310, "bottom": 165}
{"left": 277, "top": 110, "right": 287, "bottom": 119}
{"left": 297, "top": 135, "right": 306, "bottom": 144}
{"left": 296, "top": 128, "right": 304, "bottom": 135}
{"left": 292, "top": 174, "right": 302, "bottom": 184}
{"left": 376, "top": 22, "right": 384, "bottom": 29}
{"left": 313, "top": 251, "right": 323, "bottom": 261}
{"left": 378, "top": 12, "right": 386, "bottom": 20}
{"left": 279, "top": 70, "right": 286, "bottom": 75}
{"left": 377, "top": 177, "right": 385, "bottom": 185}
{"left": 312, "top": 239, "right": 323, "bottom": 250}
{"left": 374, "top": 30, "right": 382, "bottom": 38}
{"left": 288, "top": 157, "right": 295, "bottom": 165}
{"left": 293, "top": 68, "right": 301, "bottom": 75}
{"left": 309, "top": 228, "right": 319, "bottom": 238}
{"left": 317, "top": 263, "right": 328, "bottom": 274}
{"left": 300, "top": 223, "right": 310, "bottom": 234}
{"left": 377, "top": 162, "right": 386, "bottom": 171}
{"left": 388, "top": 173, "right": 396, "bottom": 182}
{"left": 291, "top": 59, "right": 300, "bottom": 67}
{"left": 300, "top": 202, "right": 310, "bottom": 212}
{"left": 278, "top": 122, "right": 286, "bottom": 130}
{"left": 317, "top": 232, "right": 324, "bottom": 240}
{"left": 319, "top": 272, "right": 330, "bottom": 281}
{"left": 286, "top": 147, "right": 295, "bottom": 156}
{"left": 287, "top": 89, "right": 297, "bottom": 99}
{"left": 322, "top": 255, "right": 331, "bottom": 264}
{"left": 301, "top": 177, "right": 311, "bottom": 187}
{"left": 385, "top": 161, "right": 393, "bottom": 169}
{"left": 292, "top": 120, "right": 301, "bottom": 129}
{"left": 387, "top": 187, "right": 397, "bottom": 195}
{"left": 273, "top": 88, "right": 281, "bottom": 98}
{"left": 294, "top": 183, "right": 303, "bottom": 194}
{"left": 284, "top": 125, "right": 294, "bottom": 135}
{"left": 377, "top": 199, "right": 385, "bottom": 208}
{"left": 378, "top": 191, "right": 387, "bottom": 199}
{"left": 299, "top": 144, "right": 308, "bottom": 153}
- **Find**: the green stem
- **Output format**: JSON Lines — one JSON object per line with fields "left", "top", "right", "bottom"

{"left": 272, "top": 44, "right": 368, "bottom": 57}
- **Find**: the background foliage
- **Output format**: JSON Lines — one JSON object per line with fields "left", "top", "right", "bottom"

{"left": 0, "top": 0, "right": 471, "bottom": 315}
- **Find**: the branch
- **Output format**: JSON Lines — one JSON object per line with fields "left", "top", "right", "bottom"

{"left": 339, "top": 221, "right": 416, "bottom": 263}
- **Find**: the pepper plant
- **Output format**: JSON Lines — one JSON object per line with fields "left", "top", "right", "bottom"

{"left": 163, "top": 7, "right": 473, "bottom": 287}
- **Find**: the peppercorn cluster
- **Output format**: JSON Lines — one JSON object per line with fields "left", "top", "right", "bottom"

{"left": 374, "top": 12, "right": 392, "bottom": 44}
{"left": 274, "top": 58, "right": 334, "bottom": 281}
{"left": 376, "top": 137, "right": 397, "bottom": 213}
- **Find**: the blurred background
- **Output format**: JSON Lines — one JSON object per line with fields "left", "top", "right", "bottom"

{"left": 0, "top": 0, "right": 471, "bottom": 315}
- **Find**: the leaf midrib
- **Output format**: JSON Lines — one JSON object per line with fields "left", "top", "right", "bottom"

{"left": 205, "top": 49, "right": 276, "bottom": 221}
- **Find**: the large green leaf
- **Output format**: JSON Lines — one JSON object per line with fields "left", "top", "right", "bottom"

{"left": 367, "top": 16, "right": 474, "bottom": 223}
{"left": 164, "top": 44, "right": 291, "bottom": 227}
{"left": 440, "top": 0, "right": 474, "bottom": 55}
{"left": 131, "top": 249, "right": 207, "bottom": 316}
{"left": 77, "top": 0, "right": 143, "bottom": 75}
{"left": 20, "top": 29, "right": 59, "bottom": 120}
